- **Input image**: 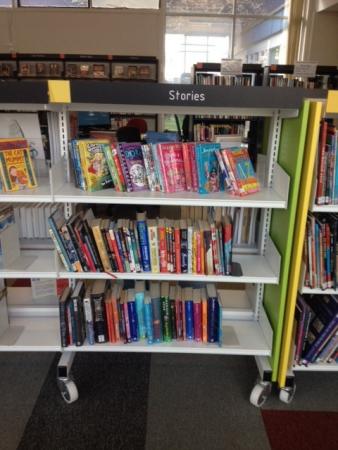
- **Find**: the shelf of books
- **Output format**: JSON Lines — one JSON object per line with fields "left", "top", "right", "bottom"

{"left": 278, "top": 94, "right": 338, "bottom": 392}
{"left": 0, "top": 81, "right": 325, "bottom": 400}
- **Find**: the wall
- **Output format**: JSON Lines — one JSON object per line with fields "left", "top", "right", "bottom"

{"left": 0, "top": 7, "right": 165, "bottom": 76}
{"left": 308, "top": 11, "right": 338, "bottom": 64}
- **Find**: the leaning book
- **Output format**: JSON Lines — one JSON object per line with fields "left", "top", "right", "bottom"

{"left": 0, "top": 138, "right": 38, "bottom": 191}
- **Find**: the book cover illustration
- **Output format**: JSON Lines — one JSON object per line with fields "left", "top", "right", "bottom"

{"left": 78, "top": 140, "right": 113, "bottom": 192}
{"left": 118, "top": 142, "right": 148, "bottom": 192}
{"left": 156, "top": 142, "right": 186, "bottom": 193}
{"left": 195, "top": 142, "right": 220, "bottom": 194}
{"left": 223, "top": 146, "right": 260, "bottom": 195}
{"left": 0, "top": 138, "right": 38, "bottom": 191}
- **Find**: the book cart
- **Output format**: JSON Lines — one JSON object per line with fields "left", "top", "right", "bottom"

{"left": 0, "top": 80, "right": 326, "bottom": 405}
{"left": 277, "top": 91, "right": 338, "bottom": 403}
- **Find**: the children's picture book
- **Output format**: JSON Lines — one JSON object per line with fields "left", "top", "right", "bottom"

{"left": 156, "top": 142, "right": 186, "bottom": 193}
{"left": 76, "top": 140, "right": 113, "bottom": 192}
{"left": 118, "top": 142, "right": 148, "bottom": 192}
{"left": 195, "top": 142, "right": 221, "bottom": 194}
{"left": 0, "top": 138, "right": 38, "bottom": 191}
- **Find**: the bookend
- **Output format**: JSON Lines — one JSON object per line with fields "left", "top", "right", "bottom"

{"left": 0, "top": 222, "right": 37, "bottom": 271}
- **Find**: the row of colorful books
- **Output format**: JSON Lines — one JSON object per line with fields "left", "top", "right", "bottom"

{"left": 59, "top": 280, "right": 222, "bottom": 347}
{"left": 0, "top": 139, "right": 38, "bottom": 192}
{"left": 195, "top": 73, "right": 254, "bottom": 87}
{"left": 193, "top": 124, "right": 245, "bottom": 142}
{"left": 69, "top": 139, "right": 260, "bottom": 196}
{"left": 48, "top": 208, "right": 234, "bottom": 275}
{"left": 315, "top": 120, "right": 338, "bottom": 205}
{"left": 303, "top": 213, "right": 338, "bottom": 290}
{"left": 294, "top": 294, "right": 338, "bottom": 365}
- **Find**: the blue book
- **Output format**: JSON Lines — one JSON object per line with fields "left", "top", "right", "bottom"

{"left": 136, "top": 212, "right": 151, "bottom": 272}
{"left": 48, "top": 208, "right": 73, "bottom": 272}
{"left": 69, "top": 140, "right": 85, "bottom": 190}
{"left": 206, "top": 284, "right": 220, "bottom": 343}
{"left": 135, "top": 281, "right": 146, "bottom": 339}
{"left": 127, "top": 290, "right": 139, "bottom": 342}
{"left": 195, "top": 142, "right": 221, "bottom": 194}
{"left": 146, "top": 131, "right": 179, "bottom": 144}
{"left": 183, "top": 288, "right": 194, "bottom": 340}
{"left": 144, "top": 295, "right": 154, "bottom": 344}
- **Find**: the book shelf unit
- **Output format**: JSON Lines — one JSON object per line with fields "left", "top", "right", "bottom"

{"left": 277, "top": 92, "right": 338, "bottom": 405}
{"left": 0, "top": 80, "right": 327, "bottom": 404}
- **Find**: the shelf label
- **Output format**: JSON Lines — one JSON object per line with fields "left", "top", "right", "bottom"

{"left": 221, "top": 59, "right": 243, "bottom": 76}
{"left": 326, "top": 90, "right": 338, "bottom": 114}
{"left": 293, "top": 61, "right": 317, "bottom": 78}
{"left": 48, "top": 80, "right": 71, "bottom": 103}
{"left": 168, "top": 89, "right": 206, "bottom": 103}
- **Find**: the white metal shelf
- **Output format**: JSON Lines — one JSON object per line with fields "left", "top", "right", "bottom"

{"left": 293, "top": 362, "right": 338, "bottom": 372}
{"left": 300, "top": 286, "right": 338, "bottom": 295}
{"left": 0, "top": 178, "right": 52, "bottom": 203}
{"left": 64, "top": 319, "right": 271, "bottom": 356}
{"left": 0, "top": 316, "right": 60, "bottom": 352}
{"left": 58, "top": 253, "right": 279, "bottom": 284}
{"left": 311, "top": 204, "right": 338, "bottom": 213}
{"left": 54, "top": 183, "right": 287, "bottom": 208}
{"left": 0, "top": 250, "right": 57, "bottom": 279}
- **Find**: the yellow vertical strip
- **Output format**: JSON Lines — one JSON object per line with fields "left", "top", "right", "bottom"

{"left": 277, "top": 101, "right": 323, "bottom": 387}
{"left": 326, "top": 90, "right": 338, "bottom": 114}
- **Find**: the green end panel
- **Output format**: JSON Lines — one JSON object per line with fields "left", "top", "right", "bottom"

{"left": 263, "top": 101, "right": 310, "bottom": 380}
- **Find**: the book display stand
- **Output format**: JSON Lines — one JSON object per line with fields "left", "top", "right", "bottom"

{"left": 0, "top": 79, "right": 327, "bottom": 404}
{"left": 277, "top": 91, "right": 338, "bottom": 404}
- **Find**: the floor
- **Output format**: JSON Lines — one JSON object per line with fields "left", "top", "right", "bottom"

{"left": 1, "top": 352, "right": 338, "bottom": 450}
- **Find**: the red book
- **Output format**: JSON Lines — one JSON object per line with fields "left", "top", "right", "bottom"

{"left": 108, "top": 226, "right": 124, "bottom": 272}
{"left": 196, "top": 230, "right": 201, "bottom": 274}
{"left": 158, "top": 219, "right": 168, "bottom": 272}
{"left": 104, "top": 297, "right": 116, "bottom": 343}
{"left": 316, "top": 120, "right": 328, "bottom": 204}
{"left": 193, "top": 300, "right": 202, "bottom": 342}
{"left": 189, "top": 143, "right": 199, "bottom": 192}
{"left": 73, "top": 222, "right": 96, "bottom": 271}
{"left": 182, "top": 142, "right": 194, "bottom": 191}
{"left": 156, "top": 142, "right": 186, "bottom": 193}
{"left": 111, "top": 144, "right": 127, "bottom": 191}
{"left": 210, "top": 222, "right": 219, "bottom": 275}
{"left": 174, "top": 221, "right": 181, "bottom": 274}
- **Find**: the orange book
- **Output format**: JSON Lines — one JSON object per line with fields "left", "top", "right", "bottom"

{"left": 174, "top": 220, "right": 181, "bottom": 274}
{"left": 111, "top": 284, "right": 121, "bottom": 342}
{"left": 104, "top": 292, "right": 116, "bottom": 343}
{"left": 158, "top": 218, "right": 168, "bottom": 272}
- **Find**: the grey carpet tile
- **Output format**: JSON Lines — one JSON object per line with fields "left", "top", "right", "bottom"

{"left": 263, "top": 371, "right": 338, "bottom": 412}
{"left": 145, "top": 354, "right": 270, "bottom": 450}
{"left": 0, "top": 352, "right": 55, "bottom": 450}
{"left": 17, "top": 352, "right": 151, "bottom": 450}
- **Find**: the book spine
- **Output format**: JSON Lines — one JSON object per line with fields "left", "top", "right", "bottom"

{"left": 117, "top": 228, "right": 130, "bottom": 272}
{"left": 103, "top": 145, "right": 122, "bottom": 191}
{"left": 59, "top": 301, "right": 68, "bottom": 348}
{"left": 67, "top": 301, "right": 75, "bottom": 345}
{"left": 123, "top": 301, "right": 132, "bottom": 343}
{"left": 136, "top": 219, "right": 151, "bottom": 272}
{"left": 117, "top": 146, "right": 133, "bottom": 192}
{"left": 123, "top": 226, "right": 136, "bottom": 273}
{"left": 130, "top": 226, "right": 141, "bottom": 272}
{"left": 316, "top": 121, "right": 328, "bottom": 204}
{"left": 148, "top": 225, "right": 160, "bottom": 273}
{"left": 185, "top": 300, "right": 194, "bottom": 340}
{"left": 141, "top": 144, "right": 158, "bottom": 192}
{"left": 111, "top": 297, "right": 120, "bottom": 342}
{"left": 127, "top": 300, "right": 139, "bottom": 342}
{"left": 158, "top": 225, "right": 168, "bottom": 272}
{"left": 175, "top": 299, "right": 183, "bottom": 340}
{"left": 180, "top": 228, "right": 188, "bottom": 273}
{"left": 111, "top": 146, "right": 126, "bottom": 191}
{"left": 103, "top": 230, "right": 118, "bottom": 272}
{"left": 202, "top": 299, "right": 208, "bottom": 343}
{"left": 174, "top": 226, "right": 181, "bottom": 274}
{"left": 48, "top": 224, "right": 73, "bottom": 272}
{"left": 92, "top": 226, "right": 112, "bottom": 272}
{"left": 151, "top": 297, "right": 162, "bottom": 343}
{"left": 161, "top": 295, "right": 172, "bottom": 342}
{"left": 193, "top": 302, "right": 202, "bottom": 342}
{"left": 187, "top": 225, "right": 193, "bottom": 274}
{"left": 112, "top": 229, "right": 126, "bottom": 272}
{"left": 93, "top": 296, "right": 108, "bottom": 343}
{"left": 210, "top": 223, "right": 219, "bottom": 275}
{"left": 66, "top": 223, "right": 88, "bottom": 271}
{"left": 83, "top": 220, "right": 103, "bottom": 271}
{"left": 303, "top": 316, "right": 338, "bottom": 364}
{"left": 105, "top": 301, "right": 115, "bottom": 343}
{"left": 135, "top": 292, "right": 146, "bottom": 339}
{"left": 190, "top": 145, "right": 199, "bottom": 192}
{"left": 170, "top": 299, "right": 177, "bottom": 340}
{"left": 182, "top": 143, "right": 192, "bottom": 191}
{"left": 144, "top": 302, "right": 154, "bottom": 344}
{"left": 83, "top": 297, "right": 95, "bottom": 345}
{"left": 207, "top": 297, "right": 219, "bottom": 343}
{"left": 72, "top": 297, "right": 83, "bottom": 346}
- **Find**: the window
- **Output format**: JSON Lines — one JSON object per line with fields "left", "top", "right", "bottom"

{"left": 91, "top": 0, "right": 159, "bottom": 7}
{"left": 0, "top": 0, "right": 12, "bottom": 6}
{"left": 165, "top": 0, "right": 289, "bottom": 82}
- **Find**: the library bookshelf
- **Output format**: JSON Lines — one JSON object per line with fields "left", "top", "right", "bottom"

{"left": 0, "top": 80, "right": 327, "bottom": 404}
{"left": 277, "top": 91, "right": 338, "bottom": 405}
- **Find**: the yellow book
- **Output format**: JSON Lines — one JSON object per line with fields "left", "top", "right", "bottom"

{"left": 147, "top": 219, "right": 160, "bottom": 273}
{"left": 0, "top": 138, "right": 37, "bottom": 192}
{"left": 90, "top": 218, "right": 112, "bottom": 272}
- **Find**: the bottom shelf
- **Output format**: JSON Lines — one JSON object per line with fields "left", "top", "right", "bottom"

{"left": 293, "top": 362, "right": 338, "bottom": 372}
{"left": 0, "top": 316, "right": 60, "bottom": 351}
{"left": 0, "top": 315, "right": 271, "bottom": 356}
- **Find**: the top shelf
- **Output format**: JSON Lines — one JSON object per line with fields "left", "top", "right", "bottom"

{"left": 0, "top": 80, "right": 327, "bottom": 115}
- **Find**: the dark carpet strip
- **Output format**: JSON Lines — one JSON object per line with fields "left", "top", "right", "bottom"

{"left": 17, "top": 352, "right": 151, "bottom": 450}
{"left": 262, "top": 410, "right": 338, "bottom": 450}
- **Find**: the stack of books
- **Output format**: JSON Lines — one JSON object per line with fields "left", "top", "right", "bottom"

{"left": 294, "top": 294, "right": 338, "bottom": 365}
{"left": 59, "top": 280, "right": 222, "bottom": 347}
{"left": 315, "top": 120, "right": 338, "bottom": 205}
{"left": 304, "top": 213, "right": 338, "bottom": 290}
{"left": 69, "top": 139, "right": 260, "bottom": 196}
{"left": 48, "top": 208, "right": 233, "bottom": 275}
